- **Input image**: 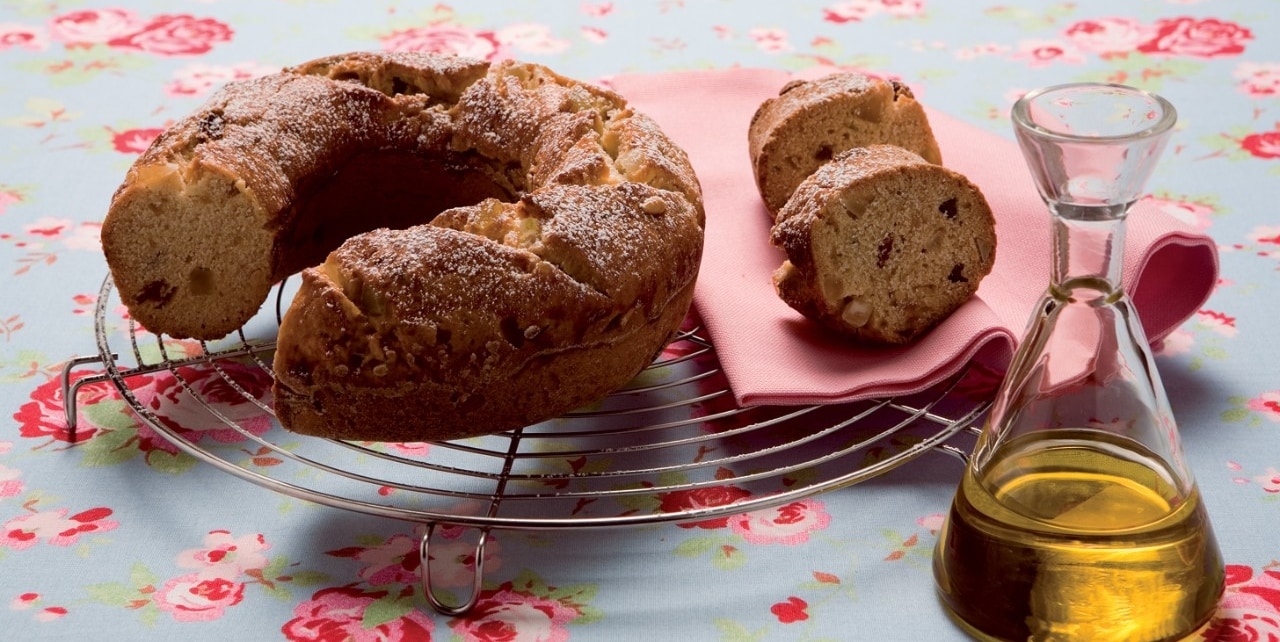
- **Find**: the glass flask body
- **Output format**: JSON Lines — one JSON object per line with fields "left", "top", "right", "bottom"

{"left": 933, "top": 84, "right": 1224, "bottom": 641}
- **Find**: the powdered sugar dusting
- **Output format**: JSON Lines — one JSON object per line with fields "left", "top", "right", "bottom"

{"left": 121, "top": 51, "right": 705, "bottom": 438}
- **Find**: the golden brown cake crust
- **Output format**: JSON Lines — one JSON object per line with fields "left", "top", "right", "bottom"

{"left": 748, "top": 72, "right": 943, "bottom": 218}
{"left": 770, "top": 145, "right": 995, "bottom": 345}
{"left": 100, "top": 52, "right": 705, "bottom": 441}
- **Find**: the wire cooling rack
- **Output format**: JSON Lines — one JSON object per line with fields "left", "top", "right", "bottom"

{"left": 61, "top": 274, "right": 987, "bottom": 614}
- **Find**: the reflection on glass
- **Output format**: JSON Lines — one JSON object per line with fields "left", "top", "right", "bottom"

{"left": 933, "top": 83, "right": 1225, "bottom": 642}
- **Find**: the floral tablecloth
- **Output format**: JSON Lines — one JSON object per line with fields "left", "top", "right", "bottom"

{"left": 2, "top": 1, "right": 1278, "bottom": 640}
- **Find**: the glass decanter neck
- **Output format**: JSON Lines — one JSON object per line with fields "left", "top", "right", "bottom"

{"left": 1048, "top": 208, "right": 1127, "bottom": 304}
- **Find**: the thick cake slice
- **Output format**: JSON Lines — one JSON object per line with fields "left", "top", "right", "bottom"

{"left": 749, "top": 72, "right": 943, "bottom": 218}
{"left": 770, "top": 145, "right": 996, "bottom": 345}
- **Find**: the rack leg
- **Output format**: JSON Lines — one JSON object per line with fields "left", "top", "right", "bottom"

{"left": 419, "top": 523, "right": 489, "bottom": 616}
{"left": 59, "top": 355, "right": 116, "bottom": 439}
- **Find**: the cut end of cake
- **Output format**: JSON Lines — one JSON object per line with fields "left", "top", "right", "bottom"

{"left": 102, "top": 162, "right": 276, "bottom": 340}
{"left": 770, "top": 146, "right": 996, "bottom": 345}
{"left": 748, "top": 72, "right": 943, "bottom": 219}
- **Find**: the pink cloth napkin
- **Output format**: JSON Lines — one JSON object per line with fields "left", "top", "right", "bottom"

{"left": 607, "top": 68, "right": 1219, "bottom": 407}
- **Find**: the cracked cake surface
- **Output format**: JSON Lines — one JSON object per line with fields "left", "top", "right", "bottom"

{"left": 100, "top": 51, "right": 705, "bottom": 441}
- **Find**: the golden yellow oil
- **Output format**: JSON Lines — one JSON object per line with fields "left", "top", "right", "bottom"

{"left": 933, "top": 431, "right": 1224, "bottom": 641}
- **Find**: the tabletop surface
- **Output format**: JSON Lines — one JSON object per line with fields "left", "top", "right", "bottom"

{"left": 2, "top": 1, "right": 1278, "bottom": 640}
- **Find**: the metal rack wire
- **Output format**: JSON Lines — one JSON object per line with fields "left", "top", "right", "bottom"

{"left": 61, "top": 274, "right": 987, "bottom": 614}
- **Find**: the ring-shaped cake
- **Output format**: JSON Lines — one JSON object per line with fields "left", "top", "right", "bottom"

{"left": 100, "top": 52, "right": 705, "bottom": 442}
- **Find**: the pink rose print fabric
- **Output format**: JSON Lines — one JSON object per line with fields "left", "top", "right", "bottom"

{"left": 1138, "top": 17, "right": 1252, "bottom": 58}
{"left": 660, "top": 485, "right": 752, "bottom": 529}
{"left": 176, "top": 530, "right": 271, "bottom": 578}
{"left": 107, "top": 126, "right": 162, "bottom": 154}
{"left": 283, "top": 587, "right": 435, "bottom": 641}
{"left": 383, "top": 25, "right": 503, "bottom": 59}
{"left": 1239, "top": 130, "right": 1280, "bottom": 160}
{"left": 10, "top": 592, "right": 69, "bottom": 622}
{"left": 106, "top": 14, "right": 233, "bottom": 56}
{"left": 1062, "top": 17, "right": 1154, "bottom": 56}
{"left": 16, "top": 370, "right": 105, "bottom": 445}
{"left": 1, "top": 506, "right": 117, "bottom": 549}
{"left": 34, "top": 9, "right": 233, "bottom": 56}
{"left": 47, "top": 9, "right": 145, "bottom": 45}
{"left": 0, "top": 23, "right": 48, "bottom": 50}
{"left": 726, "top": 500, "right": 832, "bottom": 545}
{"left": 164, "top": 62, "right": 276, "bottom": 97}
{"left": 451, "top": 587, "right": 581, "bottom": 642}
{"left": 153, "top": 575, "right": 246, "bottom": 622}
{"left": 1235, "top": 63, "right": 1280, "bottom": 98}
{"left": 132, "top": 362, "right": 274, "bottom": 448}
{"left": 1200, "top": 565, "right": 1280, "bottom": 640}
{"left": 327, "top": 525, "right": 502, "bottom": 589}
{"left": 0, "top": 459, "right": 23, "bottom": 498}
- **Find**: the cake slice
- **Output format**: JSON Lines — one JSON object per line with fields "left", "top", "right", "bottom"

{"left": 770, "top": 145, "right": 996, "bottom": 345}
{"left": 749, "top": 72, "right": 943, "bottom": 218}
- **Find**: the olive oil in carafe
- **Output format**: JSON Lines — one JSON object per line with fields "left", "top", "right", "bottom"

{"left": 933, "top": 431, "right": 1224, "bottom": 642}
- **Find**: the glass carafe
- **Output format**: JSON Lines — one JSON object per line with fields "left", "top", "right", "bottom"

{"left": 932, "top": 83, "right": 1224, "bottom": 641}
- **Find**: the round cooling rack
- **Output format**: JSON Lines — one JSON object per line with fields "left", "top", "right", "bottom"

{"left": 61, "top": 274, "right": 988, "bottom": 614}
